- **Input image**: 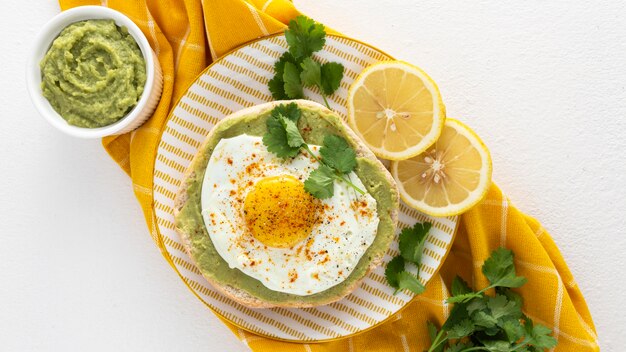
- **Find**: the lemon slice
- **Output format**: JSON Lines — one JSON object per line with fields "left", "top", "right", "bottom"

{"left": 391, "top": 119, "right": 492, "bottom": 216}
{"left": 347, "top": 61, "right": 445, "bottom": 160}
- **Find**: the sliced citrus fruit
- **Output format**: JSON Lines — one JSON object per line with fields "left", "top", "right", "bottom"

{"left": 347, "top": 61, "right": 445, "bottom": 160}
{"left": 391, "top": 119, "right": 492, "bottom": 217}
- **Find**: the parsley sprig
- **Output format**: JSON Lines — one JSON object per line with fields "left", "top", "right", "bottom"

{"left": 426, "top": 248, "right": 558, "bottom": 352}
{"left": 262, "top": 103, "right": 364, "bottom": 199}
{"left": 385, "top": 222, "right": 432, "bottom": 295}
{"left": 268, "top": 16, "right": 344, "bottom": 109}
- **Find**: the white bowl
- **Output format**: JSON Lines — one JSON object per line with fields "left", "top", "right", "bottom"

{"left": 26, "top": 6, "right": 163, "bottom": 138}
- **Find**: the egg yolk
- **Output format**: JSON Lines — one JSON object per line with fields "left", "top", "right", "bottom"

{"left": 243, "top": 175, "right": 318, "bottom": 248}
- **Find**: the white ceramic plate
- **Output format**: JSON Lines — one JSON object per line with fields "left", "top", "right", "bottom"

{"left": 152, "top": 34, "right": 458, "bottom": 343}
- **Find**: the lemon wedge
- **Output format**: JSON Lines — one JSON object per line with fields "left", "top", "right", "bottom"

{"left": 391, "top": 119, "right": 492, "bottom": 217}
{"left": 347, "top": 61, "right": 445, "bottom": 160}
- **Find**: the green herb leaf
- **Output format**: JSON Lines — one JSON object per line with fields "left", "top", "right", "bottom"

{"left": 269, "top": 15, "right": 344, "bottom": 108}
{"left": 442, "top": 301, "right": 471, "bottom": 331}
{"left": 274, "top": 52, "right": 297, "bottom": 77}
{"left": 263, "top": 112, "right": 300, "bottom": 159}
{"left": 501, "top": 318, "right": 525, "bottom": 343}
{"left": 304, "top": 164, "right": 335, "bottom": 199}
{"left": 319, "top": 134, "right": 357, "bottom": 174}
{"left": 427, "top": 248, "right": 557, "bottom": 352}
{"left": 268, "top": 76, "right": 288, "bottom": 100}
{"left": 277, "top": 114, "right": 304, "bottom": 148}
{"left": 396, "top": 271, "right": 426, "bottom": 295}
{"left": 284, "top": 15, "right": 326, "bottom": 60}
{"left": 384, "top": 255, "right": 405, "bottom": 288}
{"left": 447, "top": 292, "right": 483, "bottom": 304}
{"left": 269, "top": 53, "right": 298, "bottom": 100}
{"left": 283, "top": 61, "right": 304, "bottom": 99}
{"left": 426, "top": 322, "right": 446, "bottom": 352}
{"left": 271, "top": 102, "right": 301, "bottom": 122}
{"left": 446, "top": 342, "right": 474, "bottom": 352}
{"left": 466, "top": 297, "right": 487, "bottom": 314}
{"left": 498, "top": 287, "right": 523, "bottom": 308}
{"left": 482, "top": 248, "right": 528, "bottom": 289}
{"left": 427, "top": 321, "right": 439, "bottom": 344}
{"left": 487, "top": 294, "right": 522, "bottom": 321}
{"left": 320, "top": 62, "right": 344, "bottom": 95}
{"left": 447, "top": 318, "right": 475, "bottom": 339}
{"left": 451, "top": 276, "right": 472, "bottom": 296}
{"left": 481, "top": 339, "right": 512, "bottom": 352}
{"left": 472, "top": 310, "right": 498, "bottom": 329}
{"left": 399, "top": 222, "right": 431, "bottom": 264}
{"left": 300, "top": 57, "right": 322, "bottom": 87}
{"left": 526, "top": 322, "right": 558, "bottom": 349}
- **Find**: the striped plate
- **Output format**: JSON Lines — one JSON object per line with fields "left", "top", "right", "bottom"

{"left": 153, "top": 34, "right": 458, "bottom": 343}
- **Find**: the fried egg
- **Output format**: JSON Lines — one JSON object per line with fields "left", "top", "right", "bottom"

{"left": 200, "top": 134, "right": 379, "bottom": 295}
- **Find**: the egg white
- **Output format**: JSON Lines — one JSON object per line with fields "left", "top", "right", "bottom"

{"left": 200, "top": 134, "right": 379, "bottom": 296}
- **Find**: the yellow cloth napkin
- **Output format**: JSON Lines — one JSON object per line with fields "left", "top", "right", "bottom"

{"left": 58, "top": 0, "right": 599, "bottom": 350}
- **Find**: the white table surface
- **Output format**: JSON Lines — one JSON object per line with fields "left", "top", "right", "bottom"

{"left": 1, "top": 1, "right": 624, "bottom": 351}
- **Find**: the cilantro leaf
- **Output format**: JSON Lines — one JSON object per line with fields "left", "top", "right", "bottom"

{"left": 285, "top": 15, "right": 326, "bottom": 60}
{"left": 466, "top": 297, "right": 488, "bottom": 314}
{"left": 269, "top": 52, "right": 298, "bottom": 100}
{"left": 385, "top": 222, "right": 431, "bottom": 296}
{"left": 263, "top": 113, "right": 300, "bottom": 158}
{"left": 427, "top": 322, "right": 446, "bottom": 352}
{"left": 320, "top": 62, "right": 344, "bottom": 95}
{"left": 498, "top": 287, "right": 523, "bottom": 308}
{"left": 399, "top": 222, "right": 431, "bottom": 264}
{"left": 427, "top": 321, "right": 439, "bottom": 344}
{"left": 319, "top": 134, "right": 357, "bottom": 174}
{"left": 447, "top": 292, "right": 483, "bottom": 304}
{"left": 274, "top": 52, "right": 297, "bottom": 78}
{"left": 300, "top": 57, "right": 322, "bottom": 87}
{"left": 277, "top": 114, "right": 304, "bottom": 148}
{"left": 472, "top": 310, "right": 498, "bottom": 329}
{"left": 424, "top": 320, "right": 439, "bottom": 343}
{"left": 269, "top": 15, "right": 344, "bottom": 109}
{"left": 283, "top": 61, "right": 303, "bottom": 98}
{"left": 268, "top": 76, "right": 288, "bottom": 100}
{"left": 304, "top": 164, "right": 335, "bottom": 199}
{"left": 526, "top": 321, "right": 558, "bottom": 349}
{"left": 384, "top": 255, "right": 405, "bottom": 288}
{"left": 447, "top": 318, "right": 475, "bottom": 339}
{"left": 396, "top": 271, "right": 426, "bottom": 294}
{"left": 447, "top": 342, "right": 474, "bottom": 352}
{"left": 262, "top": 104, "right": 363, "bottom": 199}
{"left": 487, "top": 294, "right": 522, "bottom": 321}
{"left": 271, "top": 102, "right": 301, "bottom": 122}
{"left": 482, "top": 248, "right": 527, "bottom": 289}
{"left": 443, "top": 301, "right": 471, "bottom": 331}
{"left": 481, "top": 339, "right": 512, "bottom": 352}
{"left": 451, "top": 276, "right": 472, "bottom": 296}
{"left": 501, "top": 318, "right": 525, "bottom": 343}
{"left": 448, "top": 276, "right": 482, "bottom": 303}
{"left": 426, "top": 248, "right": 558, "bottom": 352}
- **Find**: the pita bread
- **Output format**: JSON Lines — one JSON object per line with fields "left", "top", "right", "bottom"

{"left": 174, "top": 100, "right": 399, "bottom": 308}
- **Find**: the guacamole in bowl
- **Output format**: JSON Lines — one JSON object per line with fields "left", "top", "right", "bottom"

{"left": 39, "top": 19, "right": 147, "bottom": 128}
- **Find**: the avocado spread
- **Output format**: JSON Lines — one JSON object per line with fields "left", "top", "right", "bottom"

{"left": 175, "top": 104, "right": 398, "bottom": 306}
{"left": 40, "top": 19, "right": 147, "bottom": 128}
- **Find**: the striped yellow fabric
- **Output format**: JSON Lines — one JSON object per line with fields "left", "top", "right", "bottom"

{"left": 58, "top": 0, "right": 599, "bottom": 351}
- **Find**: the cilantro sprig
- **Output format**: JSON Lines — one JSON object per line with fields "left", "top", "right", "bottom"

{"left": 385, "top": 222, "right": 432, "bottom": 295}
{"left": 426, "top": 248, "right": 557, "bottom": 352}
{"left": 268, "top": 16, "right": 344, "bottom": 109}
{"left": 262, "top": 103, "right": 364, "bottom": 199}
{"left": 446, "top": 248, "right": 528, "bottom": 304}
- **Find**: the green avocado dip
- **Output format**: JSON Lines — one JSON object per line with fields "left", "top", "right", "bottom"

{"left": 175, "top": 102, "right": 399, "bottom": 306}
{"left": 40, "top": 19, "right": 147, "bottom": 128}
